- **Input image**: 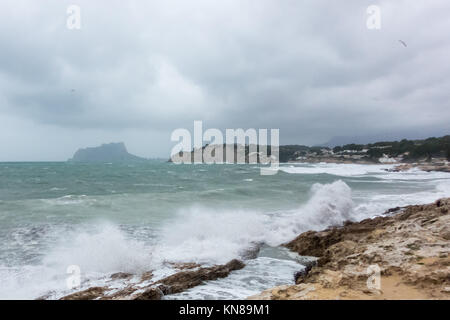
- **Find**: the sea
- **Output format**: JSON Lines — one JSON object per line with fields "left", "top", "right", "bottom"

{"left": 0, "top": 161, "right": 449, "bottom": 299}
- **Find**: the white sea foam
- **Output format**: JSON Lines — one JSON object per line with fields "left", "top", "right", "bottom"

{"left": 41, "top": 195, "right": 92, "bottom": 205}
{"left": 168, "top": 256, "right": 302, "bottom": 300}
{"left": 2, "top": 164, "right": 449, "bottom": 300}
{"left": 154, "top": 208, "right": 267, "bottom": 264}
{"left": 153, "top": 180, "right": 355, "bottom": 264}
{"left": 0, "top": 224, "right": 154, "bottom": 299}
{"left": 49, "top": 187, "right": 67, "bottom": 191}
{"left": 279, "top": 163, "right": 394, "bottom": 176}
{"left": 264, "top": 180, "right": 355, "bottom": 245}
{"left": 375, "top": 169, "right": 450, "bottom": 180}
{"left": 280, "top": 163, "right": 450, "bottom": 180}
{"left": 0, "top": 264, "right": 61, "bottom": 300}
{"left": 43, "top": 224, "right": 153, "bottom": 274}
{"left": 436, "top": 180, "right": 450, "bottom": 194}
{"left": 154, "top": 178, "right": 450, "bottom": 265}
{"left": 162, "top": 176, "right": 450, "bottom": 299}
{"left": 353, "top": 179, "right": 450, "bottom": 219}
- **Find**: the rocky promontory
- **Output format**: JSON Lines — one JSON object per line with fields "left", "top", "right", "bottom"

{"left": 59, "top": 259, "right": 245, "bottom": 300}
{"left": 68, "top": 142, "right": 147, "bottom": 163}
{"left": 388, "top": 162, "right": 450, "bottom": 173}
{"left": 249, "top": 199, "right": 450, "bottom": 300}
{"left": 54, "top": 199, "right": 450, "bottom": 300}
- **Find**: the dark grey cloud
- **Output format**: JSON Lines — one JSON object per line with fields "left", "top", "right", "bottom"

{"left": 0, "top": 0, "right": 449, "bottom": 160}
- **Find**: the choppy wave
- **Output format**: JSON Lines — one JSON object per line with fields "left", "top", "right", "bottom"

{"left": 152, "top": 180, "right": 355, "bottom": 265}
{"left": 1, "top": 161, "right": 450, "bottom": 300}
{"left": 170, "top": 255, "right": 303, "bottom": 299}
{"left": 265, "top": 180, "right": 355, "bottom": 245}
{"left": 0, "top": 180, "right": 357, "bottom": 298}
{"left": 154, "top": 208, "right": 267, "bottom": 264}
{"left": 279, "top": 163, "right": 394, "bottom": 176}
{"left": 150, "top": 177, "right": 450, "bottom": 268}
{"left": 43, "top": 224, "right": 154, "bottom": 274}
{"left": 375, "top": 169, "right": 450, "bottom": 181}
{"left": 280, "top": 163, "right": 450, "bottom": 180}
{"left": 352, "top": 179, "right": 450, "bottom": 219}
{"left": 41, "top": 195, "right": 92, "bottom": 206}
{"left": 0, "top": 224, "right": 154, "bottom": 299}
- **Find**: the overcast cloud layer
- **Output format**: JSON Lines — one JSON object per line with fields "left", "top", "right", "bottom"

{"left": 0, "top": 0, "right": 449, "bottom": 160}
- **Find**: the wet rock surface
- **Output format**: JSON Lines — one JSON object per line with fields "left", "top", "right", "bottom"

{"left": 59, "top": 259, "right": 245, "bottom": 300}
{"left": 110, "top": 272, "right": 133, "bottom": 280}
{"left": 151, "top": 259, "right": 245, "bottom": 296}
{"left": 61, "top": 287, "right": 107, "bottom": 300}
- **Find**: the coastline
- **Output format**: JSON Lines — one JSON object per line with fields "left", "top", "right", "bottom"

{"left": 57, "top": 197, "right": 450, "bottom": 300}
{"left": 287, "top": 159, "right": 450, "bottom": 173}
{"left": 249, "top": 198, "right": 450, "bottom": 300}
{"left": 389, "top": 162, "right": 450, "bottom": 173}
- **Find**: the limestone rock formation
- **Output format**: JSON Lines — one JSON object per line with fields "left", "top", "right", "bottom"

{"left": 249, "top": 199, "right": 450, "bottom": 300}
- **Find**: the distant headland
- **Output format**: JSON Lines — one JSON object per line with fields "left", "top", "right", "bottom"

{"left": 68, "top": 142, "right": 147, "bottom": 163}
{"left": 168, "top": 135, "right": 450, "bottom": 172}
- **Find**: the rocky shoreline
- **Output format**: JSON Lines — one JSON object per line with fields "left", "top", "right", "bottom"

{"left": 58, "top": 259, "right": 245, "bottom": 300}
{"left": 249, "top": 198, "right": 450, "bottom": 300}
{"left": 288, "top": 159, "right": 450, "bottom": 173}
{"left": 55, "top": 198, "right": 450, "bottom": 300}
{"left": 287, "top": 158, "right": 377, "bottom": 165}
{"left": 388, "top": 162, "right": 450, "bottom": 173}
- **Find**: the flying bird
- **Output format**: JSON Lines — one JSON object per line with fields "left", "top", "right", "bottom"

{"left": 398, "top": 40, "right": 407, "bottom": 47}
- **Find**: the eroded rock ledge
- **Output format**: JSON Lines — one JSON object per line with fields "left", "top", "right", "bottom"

{"left": 249, "top": 198, "right": 450, "bottom": 300}
{"left": 60, "top": 259, "right": 245, "bottom": 300}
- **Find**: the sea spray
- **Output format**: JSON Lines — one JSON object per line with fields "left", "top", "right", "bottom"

{"left": 0, "top": 223, "right": 154, "bottom": 299}
{"left": 353, "top": 179, "right": 450, "bottom": 219}
{"left": 264, "top": 180, "right": 355, "bottom": 246}
{"left": 1, "top": 162, "right": 448, "bottom": 299}
{"left": 154, "top": 208, "right": 267, "bottom": 264}
{"left": 154, "top": 180, "right": 355, "bottom": 264}
{"left": 279, "top": 163, "right": 394, "bottom": 176}
{"left": 43, "top": 223, "right": 153, "bottom": 274}
{"left": 302, "top": 180, "right": 354, "bottom": 227}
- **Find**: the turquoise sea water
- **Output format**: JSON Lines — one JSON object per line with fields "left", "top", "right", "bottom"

{"left": 0, "top": 161, "right": 449, "bottom": 299}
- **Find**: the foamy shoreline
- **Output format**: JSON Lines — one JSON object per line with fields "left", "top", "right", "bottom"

{"left": 2, "top": 162, "right": 449, "bottom": 300}
{"left": 56, "top": 196, "right": 450, "bottom": 300}
{"left": 285, "top": 160, "right": 450, "bottom": 173}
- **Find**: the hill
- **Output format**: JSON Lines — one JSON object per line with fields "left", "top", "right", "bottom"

{"left": 169, "top": 135, "right": 450, "bottom": 164}
{"left": 68, "top": 142, "right": 146, "bottom": 163}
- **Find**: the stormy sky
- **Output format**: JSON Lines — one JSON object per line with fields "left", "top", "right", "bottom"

{"left": 0, "top": 0, "right": 449, "bottom": 160}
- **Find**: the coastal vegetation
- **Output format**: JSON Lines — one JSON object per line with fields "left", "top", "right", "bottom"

{"left": 281, "top": 135, "right": 450, "bottom": 163}
{"left": 169, "top": 135, "right": 450, "bottom": 164}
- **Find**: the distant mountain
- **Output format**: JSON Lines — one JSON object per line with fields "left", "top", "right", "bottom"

{"left": 68, "top": 142, "right": 146, "bottom": 162}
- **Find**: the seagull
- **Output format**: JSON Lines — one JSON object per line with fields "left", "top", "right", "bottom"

{"left": 398, "top": 40, "right": 407, "bottom": 47}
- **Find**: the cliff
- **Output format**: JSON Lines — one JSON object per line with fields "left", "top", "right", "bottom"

{"left": 68, "top": 142, "right": 146, "bottom": 163}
